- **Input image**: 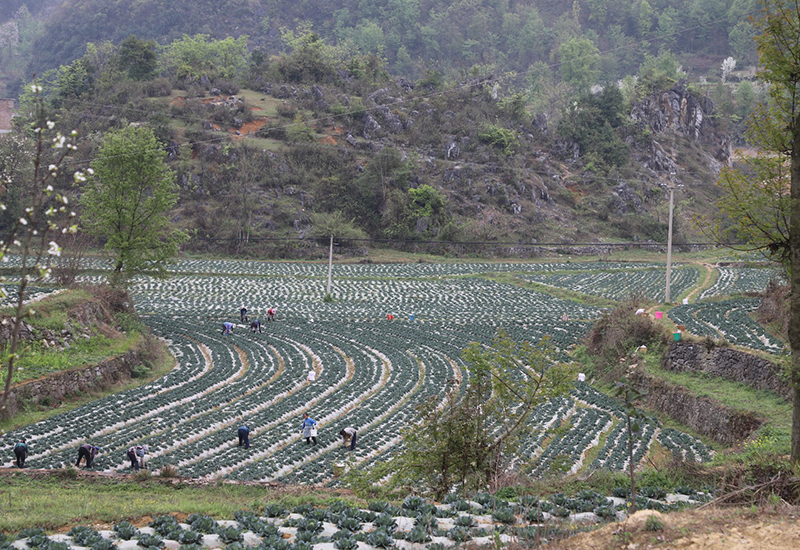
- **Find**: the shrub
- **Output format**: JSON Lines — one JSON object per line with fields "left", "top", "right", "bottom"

{"left": 644, "top": 514, "right": 664, "bottom": 532}
{"left": 477, "top": 125, "right": 518, "bottom": 155}
{"left": 159, "top": 464, "right": 179, "bottom": 478}
{"left": 584, "top": 297, "right": 669, "bottom": 378}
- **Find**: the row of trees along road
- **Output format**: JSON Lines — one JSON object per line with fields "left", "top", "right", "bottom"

{"left": 710, "top": 0, "right": 800, "bottom": 464}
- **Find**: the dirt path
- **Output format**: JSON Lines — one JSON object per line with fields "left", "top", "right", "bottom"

{"left": 549, "top": 507, "right": 800, "bottom": 549}
{"left": 685, "top": 262, "right": 716, "bottom": 303}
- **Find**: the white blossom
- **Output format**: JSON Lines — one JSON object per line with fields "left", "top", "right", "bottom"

{"left": 19, "top": 217, "right": 27, "bottom": 225}
{"left": 47, "top": 241, "right": 61, "bottom": 257}
{"left": 46, "top": 120, "right": 55, "bottom": 129}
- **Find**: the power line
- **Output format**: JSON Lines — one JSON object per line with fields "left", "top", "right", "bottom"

{"left": 188, "top": 234, "right": 722, "bottom": 248}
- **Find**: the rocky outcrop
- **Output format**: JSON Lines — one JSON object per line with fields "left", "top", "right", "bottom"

{"left": 631, "top": 81, "right": 731, "bottom": 166}
{"left": 662, "top": 342, "right": 790, "bottom": 401}
{"left": 632, "top": 370, "right": 763, "bottom": 446}
{"left": 0, "top": 349, "right": 146, "bottom": 419}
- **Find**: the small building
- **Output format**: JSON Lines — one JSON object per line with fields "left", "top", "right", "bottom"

{"left": 0, "top": 98, "right": 15, "bottom": 134}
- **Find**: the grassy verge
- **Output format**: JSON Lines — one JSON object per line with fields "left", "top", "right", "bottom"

{"left": 644, "top": 353, "right": 792, "bottom": 455}
{"left": 0, "top": 472, "right": 358, "bottom": 533}
{"left": 0, "top": 334, "right": 173, "bottom": 434}
{"left": 485, "top": 273, "right": 619, "bottom": 308}
{"left": 0, "top": 288, "right": 151, "bottom": 387}
{"left": 0, "top": 333, "right": 142, "bottom": 387}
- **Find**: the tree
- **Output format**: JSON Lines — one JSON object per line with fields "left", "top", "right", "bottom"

{"left": 347, "top": 329, "right": 575, "bottom": 498}
{"left": 0, "top": 84, "right": 78, "bottom": 414}
{"left": 558, "top": 36, "right": 600, "bottom": 95}
{"left": 710, "top": 0, "right": 800, "bottom": 463}
{"left": 613, "top": 373, "right": 647, "bottom": 513}
{"left": 159, "top": 34, "right": 249, "bottom": 84}
{"left": 80, "top": 125, "right": 187, "bottom": 283}
{"left": 117, "top": 35, "right": 158, "bottom": 81}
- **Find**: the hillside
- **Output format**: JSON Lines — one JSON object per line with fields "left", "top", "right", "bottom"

{"left": 1, "top": 33, "right": 737, "bottom": 259}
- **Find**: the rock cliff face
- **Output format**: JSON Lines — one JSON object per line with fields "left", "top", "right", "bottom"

{"left": 662, "top": 342, "right": 789, "bottom": 401}
{"left": 631, "top": 81, "right": 731, "bottom": 168}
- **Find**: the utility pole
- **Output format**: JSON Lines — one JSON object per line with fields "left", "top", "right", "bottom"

{"left": 665, "top": 175, "right": 681, "bottom": 304}
{"left": 327, "top": 235, "right": 333, "bottom": 296}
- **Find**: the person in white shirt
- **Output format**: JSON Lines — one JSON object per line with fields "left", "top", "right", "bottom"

{"left": 340, "top": 427, "right": 357, "bottom": 451}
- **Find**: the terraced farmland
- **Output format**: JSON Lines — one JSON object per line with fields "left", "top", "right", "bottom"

{"left": 668, "top": 298, "right": 785, "bottom": 354}
{"left": 523, "top": 266, "right": 700, "bottom": 302}
{"left": 698, "top": 266, "right": 783, "bottom": 300}
{"left": 1, "top": 261, "right": 719, "bottom": 482}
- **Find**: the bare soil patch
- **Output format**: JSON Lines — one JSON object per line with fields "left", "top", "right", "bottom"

{"left": 548, "top": 506, "right": 800, "bottom": 549}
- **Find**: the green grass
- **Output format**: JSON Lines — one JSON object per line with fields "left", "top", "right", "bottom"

{"left": 239, "top": 135, "right": 284, "bottom": 150}
{"left": 0, "top": 336, "right": 174, "bottom": 434}
{"left": 644, "top": 354, "right": 792, "bottom": 454}
{"left": 236, "top": 91, "right": 282, "bottom": 116}
{"left": 0, "top": 332, "right": 142, "bottom": 387}
{"left": 0, "top": 472, "right": 358, "bottom": 533}
{"left": 486, "top": 273, "right": 620, "bottom": 309}
{"left": 0, "top": 287, "right": 145, "bottom": 387}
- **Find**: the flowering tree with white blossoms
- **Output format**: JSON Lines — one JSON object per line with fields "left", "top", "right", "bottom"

{"left": 0, "top": 83, "right": 80, "bottom": 415}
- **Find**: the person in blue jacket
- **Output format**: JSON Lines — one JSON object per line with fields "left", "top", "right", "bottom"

{"left": 238, "top": 424, "right": 250, "bottom": 449}
{"left": 222, "top": 321, "right": 234, "bottom": 335}
{"left": 301, "top": 412, "right": 317, "bottom": 445}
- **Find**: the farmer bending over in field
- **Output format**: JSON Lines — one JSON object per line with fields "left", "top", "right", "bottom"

{"left": 222, "top": 321, "right": 234, "bottom": 335}
{"left": 250, "top": 318, "right": 262, "bottom": 333}
{"left": 76, "top": 444, "right": 99, "bottom": 467}
{"left": 238, "top": 424, "right": 251, "bottom": 449}
{"left": 301, "top": 412, "right": 317, "bottom": 445}
{"left": 13, "top": 438, "right": 28, "bottom": 468}
{"left": 267, "top": 307, "right": 276, "bottom": 322}
{"left": 340, "top": 427, "right": 357, "bottom": 451}
{"left": 127, "top": 445, "right": 140, "bottom": 471}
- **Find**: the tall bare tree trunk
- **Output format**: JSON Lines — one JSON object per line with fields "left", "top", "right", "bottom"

{"left": 791, "top": 111, "right": 800, "bottom": 463}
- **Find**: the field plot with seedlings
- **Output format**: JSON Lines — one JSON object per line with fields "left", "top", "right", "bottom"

{"left": 522, "top": 266, "right": 700, "bottom": 302}
{"left": 668, "top": 298, "right": 785, "bottom": 354}
{"left": 698, "top": 267, "right": 783, "bottom": 300}
{"left": 1, "top": 260, "right": 727, "bottom": 483}
{"left": 0, "top": 492, "right": 711, "bottom": 550}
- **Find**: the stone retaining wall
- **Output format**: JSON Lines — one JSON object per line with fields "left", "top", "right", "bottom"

{"left": 662, "top": 342, "right": 789, "bottom": 401}
{"left": 1, "top": 350, "right": 143, "bottom": 419}
{"left": 632, "top": 371, "right": 763, "bottom": 446}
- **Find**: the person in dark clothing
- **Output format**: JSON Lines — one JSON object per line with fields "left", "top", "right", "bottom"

{"left": 240, "top": 306, "right": 248, "bottom": 323}
{"left": 127, "top": 446, "right": 140, "bottom": 471}
{"left": 76, "top": 444, "right": 99, "bottom": 467}
{"left": 238, "top": 425, "right": 250, "bottom": 449}
{"left": 13, "top": 438, "right": 28, "bottom": 467}
{"left": 340, "top": 428, "right": 357, "bottom": 451}
{"left": 222, "top": 321, "right": 234, "bottom": 335}
{"left": 250, "top": 318, "right": 262, "bottom": 333}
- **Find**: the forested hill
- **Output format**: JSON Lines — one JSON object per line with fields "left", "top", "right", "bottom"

{"left": 0, "top": 1, "right": 761, "bottom": 258}
{"left": 0, "top": 24, "right": 741, "bottom": 259}
{"left": 3, "top": 0, "right": 759, "bottom": 96}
